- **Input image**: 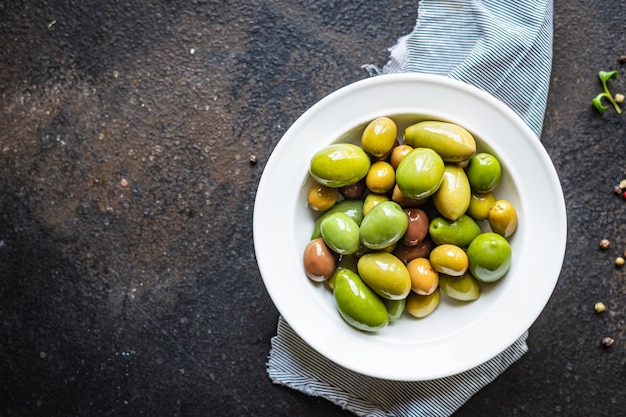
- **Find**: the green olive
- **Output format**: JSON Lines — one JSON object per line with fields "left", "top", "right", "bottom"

{"left": 395, "top": 148, "right": 445, "bottom": 199}
{"left": 428, "top": 214, "right": 482, "bottom": 248}
{"left": 311, "top": 199, "right": 364, "bottom": 239}
{"left": 467, "top": 232, "right": 511, "bottom": 282}
{"left": 432, "top": 164, "right": 471, "bottom": 221}
{"left": 310, "top": 143, "right": 371, "bottom": 188}
{"left": 488, "top": 199, "right": 518, "bottom": 237}
{"left": 361, "top": 117, "right": 398, "bottom": 157}
{"left": 384, "top": 298, "right": 406, "bottom": 322}
{"left": 320, "top": 212, "right": 360, "bottom": 255}
{"left": 466, "top": 152, "right": 502, "bottom": 193}
{"left": 404, "top": 121, "right": 476, "bottom": 163}
{"left": 439, "top": 271, "right": 480, "bottom": 301}
{"left": 406, "top": 288, "right": 440, "bottom": 318}
{"left": 467, "top": 191, "right": 496, "bottom": 221}
{"left": 333, "top": 268, "right": 389, "bottom": 332}
{"left": 357, "top": 252, "right": 411, "bottom": 300}
{"left": 428, "top": 244, "right": 469, "bottom": 276}
{"left": 363, "top": 193, "right": 389, "bottom": 216}
{"left": 359, "top": 201, "right": 409, "bottom": 250}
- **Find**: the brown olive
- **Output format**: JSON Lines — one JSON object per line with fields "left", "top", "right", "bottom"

{"left": 340, "top": 179, "right": 366, "bottom": 199}
{"left": 303, "top": 238, "right": 336, "bottom": 282}
{"left": 390, "top": 144, "right": 413, "bottom": 169}
{"left": 401, "top": 208, "right": 429, "bottom": 247}
{"left": 392, "top": 237, "right": 434, "bottom": 264}
{"left": 391, "top": 184, "right": 428, "bottom": 208}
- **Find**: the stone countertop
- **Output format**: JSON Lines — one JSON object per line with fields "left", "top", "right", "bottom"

{"left": 1, "top": 1, "right": 625, "bottom": 416}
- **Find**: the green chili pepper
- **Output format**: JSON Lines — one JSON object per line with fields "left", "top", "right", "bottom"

{"left": 592, "top": 70, "right": 622, "bottom": 114}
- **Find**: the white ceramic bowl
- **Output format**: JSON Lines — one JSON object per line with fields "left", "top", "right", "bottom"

{"left": 253, "top": 73, "right": 566, "bottom": 381}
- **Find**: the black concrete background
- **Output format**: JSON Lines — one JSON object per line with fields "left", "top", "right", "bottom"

{"left": 1, "top": 1, "right": 625, "bottom": 416}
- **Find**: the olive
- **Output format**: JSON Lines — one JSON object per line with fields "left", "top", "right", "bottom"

{"left": 401, "top": 208, "right": 429, "bottom": 246}
{"left": 303, "top": 238, "right": 337, "bottom": 282}
{"left": 310, "top": 143, "right": 371, "bottom": 188}
{"left": 320, "top": 212, "right": 360, "bottom": 255}
{"left": 395, "top": 148, "right": 445, "bottom": 199}
{"left": 361, "top": 117, "right": 398, "bottom": 157}
{"left": 359, "top": 201, "right": 409, "bottom": 250}
{"left": 406, "top": 257, "right": 439, "bottom": 295}
{"left": 308, "top": 183, "right": 339, "bottom": 211}
{"left": 333, "top": 268, "right": 389, "bottom": 332}
{"left": 339, "top": 179, "right": 366, "bottom": 199}
{"left": 467, "top": 191, "right": 496, "bottom": 221}
{"left": 439, "top": 271, "right": 480, "bottom": 301}
{"left": 357, "top": 252, "right": 412, "bottom": 300}
{"left": 391, "top": 184, "right": 428, "bottom": 208}
{"left": 404, "top": 121, "right": 476, "bottom": 163}
{"left": 432, "top": 164, "right": 471, "bottom": 221}
{"left": 428, "top": 214, "right": 482, "bottom": 247}
{"left": 393, "top": 237, "right": 434, "bottom": 264}
{"left": 488, "top": 199, "right": 518, "bottom": 237}
{"left": 365, "top": 161, "right": 395, "bottom": 194}
{"left": 389, "top": 144, "right": 413, "bottom": 169}
{"left": 405, "top": 288, "right": 441, "bottom": 318}
{"left": 429, "top": 244, "right": 469, "bottom": 276}
{"left": 311, "top": 199, "right": 364, "bottom": 239}
{"left": 384, "top": 298, "right": 406, "bottom": 322}
{"left": 363, "top": 193, "right": 389, "bottom": 216}
{"left": 467, "top": 232, "right": 511, "bottom": 282}
{"left": 466, "top": 152, "right": 502, "bottom": 193}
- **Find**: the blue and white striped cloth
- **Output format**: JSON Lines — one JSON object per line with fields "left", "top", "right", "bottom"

{"left": 268, "top": 1, "right": 553, "bottom": 415}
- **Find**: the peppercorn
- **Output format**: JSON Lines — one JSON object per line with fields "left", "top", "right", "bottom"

{"left": 615, "top": 256, "right": 625, "bottom": 267}
{"left": 249, "top": 155, "right": 257, "bottom": 165}
{"left": 602, "top": 337, "right": 614, "bottom": 347}
{"left": 599, "top": 239, "right": 611, "bottom": 249}
{"left": 594, "top": 302, "right": 606, "bottom": 313}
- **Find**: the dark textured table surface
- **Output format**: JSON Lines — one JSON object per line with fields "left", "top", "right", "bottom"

{"left": 1, "top": 1, "right": 625, "bottom": 416}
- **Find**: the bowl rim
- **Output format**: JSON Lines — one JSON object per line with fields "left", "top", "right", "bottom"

{"left": 254, "top": 73, "right": 566, "bottom": 381}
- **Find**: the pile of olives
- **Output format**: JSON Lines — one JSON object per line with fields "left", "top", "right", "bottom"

{"left": 302, "top": 117, "right": 518, "bottom": 333}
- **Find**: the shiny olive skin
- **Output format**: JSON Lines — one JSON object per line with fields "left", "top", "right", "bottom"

{"left": 393, "top": 237, "right": 434, "bottom": 264}
{"left": 384, "top": 298, "right": 406, "bottom": 322}
{"left": 357, "top": 252, "right": 412, "bottom": 300}
{"left": 303, "top": 238, "right": 336, "bottom": 282}
{"left": 428, "top": 214, "right": 482, "bottom": 248}
{"left": 363, "top": 193, "right": 389, "bottom": 216}
{"left": 361, "top": 117, "right": 398, "bottom": 157}
{"left": 320, "top": 212, "right": 361, "bottom": 255}
{"left": 401, "top": 208, "right": 429, "bottom": 247}
{"left": 406, "top": 257, "right": 439, "bottom": 295}
{"left": 390, "top": 144, "right": 414, "bottom": 169}
{"left": 395, "top": 148, "right": 445, "bottom": 199}
{"left": 404, "top": 121, "right": 476, "bottom": 163}
{"left": 439, "top": 271, "right": 480, "bottom": 301}
{"left": 406, "top": 288, "right": 441, "bottom": 318}
{"left": 339, "top": 179, "right": 367, "bottom": 199}
{"left": 333, "top": 268, "right": 389, "bottom": 332}
{"left": 488, "top": 199, "right": 518, "bottom": 237}
{"left": 359, "top": 201, "right": 409, "bottom": 250}
{"left": 467, "top": 232, "right": 511, "bottom": 282}
{"left": 311, "top": 199, "right": 364, "bottom": 239}
{"left": 365, "top": 160, "right": 396, "bottom": 194}
{"left": 467, "top": 191, "right": 496, "bottom": 221}
{"left": 432, "top": 164, "right": 471, "bottom": 221}
{"left": 392, "top": 184, "right": 428, "bottom": 208}
{"left": 310, "top": 143, "right": 371, "bottom": 188}
{"left": 466, "top": 152, "right": 502, "bottom": 193}
{"left": 308, "top": 183, "right": 339, "bottom": 211}
{"left": 429, "top": 244, "right": 469, "bottom": 276}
